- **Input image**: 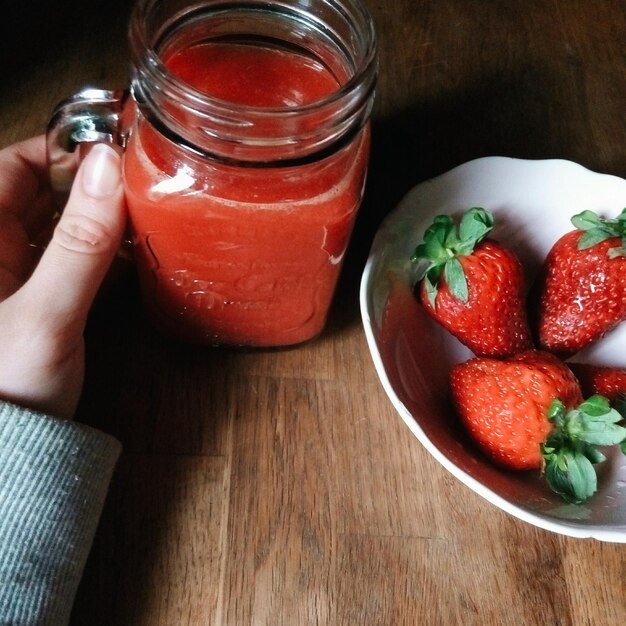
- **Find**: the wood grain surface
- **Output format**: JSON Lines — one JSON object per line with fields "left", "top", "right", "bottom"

{"left": 2, "top": 1, "right": 626, "bottom": 624}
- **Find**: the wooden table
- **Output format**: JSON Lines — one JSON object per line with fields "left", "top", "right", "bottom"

{"left": 2, "top": 1, "right": 626, "bottom": 624}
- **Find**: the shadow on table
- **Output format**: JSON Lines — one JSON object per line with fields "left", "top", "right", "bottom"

{"left": 71, "top": 268, "right": 238, "bottom": 624}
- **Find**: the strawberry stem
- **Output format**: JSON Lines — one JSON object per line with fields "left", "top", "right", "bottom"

{"left": 572, "top": 207, "right": 626, "bottom": 254}
{"left": 411, "top": 207, "right": 494, "bottom": 307}
{"left": 542, "top": 396, "right": 626, "bottom": 503}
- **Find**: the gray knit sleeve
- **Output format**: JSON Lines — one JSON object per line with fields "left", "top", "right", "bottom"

{"left": 0, "top": 402, "right": 121, "bottom": 626}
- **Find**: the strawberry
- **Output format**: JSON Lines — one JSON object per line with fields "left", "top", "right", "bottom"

{"left": 450, "top": 350, "right": 626, "bottom": 503}
{"left": 450, "top": 351, "right": 582, "bottom": 470}
{"left": 533, "top": 208, "right": 626, "bottom": 357}
{"left": 569, "top": 363, "right": 626, "bottom": 403}
{"left": 411, "top": 207, "right": 532, "bottom": 357}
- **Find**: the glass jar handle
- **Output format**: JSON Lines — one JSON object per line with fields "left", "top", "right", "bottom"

{"left": 46, "top": 88, "right": 130, "bottom": 193}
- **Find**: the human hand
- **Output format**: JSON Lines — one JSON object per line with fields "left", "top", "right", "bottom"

{"left": 0, "top": 137, "right": 126, "bottom": 419}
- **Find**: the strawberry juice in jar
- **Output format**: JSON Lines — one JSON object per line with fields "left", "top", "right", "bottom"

{"left": 120, "top": 0, "right": 377, "bottom": 346}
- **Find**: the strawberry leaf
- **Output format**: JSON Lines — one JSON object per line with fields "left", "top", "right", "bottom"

{"left": 571, "top": 210, "right": 603, "bottom": 231}
{"left": 544, "top": 449, "right": 597, "bottom": 504}
{"left": 458, "top": 207, "right": 494, "bottom": 243}
{"left": 547, "top": 399, "right": 566, "bottom": 423}
{"left": 572, "top": 208, "right": 626, "bottom": 252}
{"left": 577, "top": 395, "right": 611, "bottom": 416}
{"left": 423, "top": 234, "right": 448, "bottom": 263}
{"left": 576, "top": 422, "right": 626, "bottom": 446}
{"left": 443, "top": 258, "right": 468, "bottom": 302}
{"left": 543, "top": 395, "right": 626, "bottom": 503}
{"left": 410, "top": 207, "right": 493, "bottom": 305}
{"left": 424, "top": 270, "right": 439, "bottom": 309}
{"left": 423, "top": 216, "right": 454, "bottom": 248}
{"left": 577, "top": 228, "right": 613, "bottom": 249}
{"left": 567, "top": 395, "right": 626, "bottom": 446}
{"left": 580, "top": 443, "right": 606, "bottom": 464}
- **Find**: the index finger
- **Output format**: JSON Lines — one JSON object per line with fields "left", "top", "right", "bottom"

{"left": 0, "top": 135, "right": 56, "bottom": 237}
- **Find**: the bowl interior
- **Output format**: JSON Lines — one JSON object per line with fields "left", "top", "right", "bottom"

{"left": 360, "top": 156, "right": 626, "bottom": 541}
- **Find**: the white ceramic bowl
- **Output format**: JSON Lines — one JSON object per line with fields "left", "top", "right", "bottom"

{"left": 360, "top": 157, "right": 626, "bottom": 541}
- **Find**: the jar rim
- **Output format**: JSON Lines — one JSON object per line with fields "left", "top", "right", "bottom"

{"left": 129, "top": 0, "right": 378, "bottom": 118}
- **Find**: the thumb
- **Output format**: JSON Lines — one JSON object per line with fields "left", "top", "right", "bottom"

{"left": 24, "top": 143, "right": 126, "bottom": 333}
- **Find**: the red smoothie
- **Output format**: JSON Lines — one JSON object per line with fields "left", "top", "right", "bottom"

{"left": 124, "top": 42, "right": 370, "bottom": 346}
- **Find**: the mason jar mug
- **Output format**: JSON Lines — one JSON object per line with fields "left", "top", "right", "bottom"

{"left": 47, "top": 0, "right": 378, "bottom": 347}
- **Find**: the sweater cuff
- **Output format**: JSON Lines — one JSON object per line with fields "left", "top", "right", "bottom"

{"left": 0, "top": 401, "right": 121, "bottom": 626}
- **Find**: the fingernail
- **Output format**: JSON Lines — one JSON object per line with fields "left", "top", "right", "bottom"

{"left": 82, "top": 143, "right": 122, "bottom": 199}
